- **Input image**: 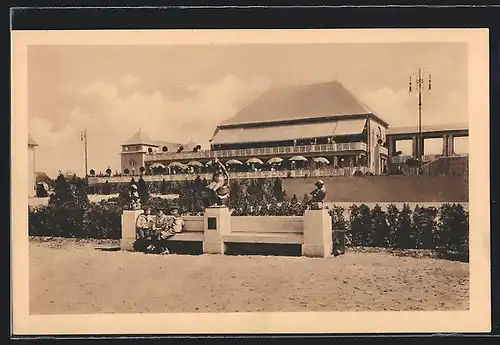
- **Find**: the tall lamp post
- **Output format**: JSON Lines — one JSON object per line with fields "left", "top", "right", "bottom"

{"left": 81, "top": 128, "right": 88, "bottom": 185}
{"left": 408, "top": 68, "right": 432, "bottom": 171}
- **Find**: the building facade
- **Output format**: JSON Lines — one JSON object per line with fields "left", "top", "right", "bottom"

{"left": 140, "top": 81, "right": 390, "bottom": 175}
{"left": 28, "top": 134, "right": 37, "bottom": 197}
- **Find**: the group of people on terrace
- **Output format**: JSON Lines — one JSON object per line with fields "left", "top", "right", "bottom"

{"left": 147, "top": 154, "right": 365, "bottom": 176}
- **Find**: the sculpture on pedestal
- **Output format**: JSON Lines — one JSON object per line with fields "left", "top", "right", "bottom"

{"left": 206, "top": 157, "right": 230, "bottom": 207}
{"left": 125, "top": 184, "right": 142, "bottom": 210}
{"left": 308, "top": 180, "right": 327, "bottom": 210}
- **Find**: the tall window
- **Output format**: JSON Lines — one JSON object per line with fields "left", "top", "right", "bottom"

{"left": 148, "top": 147, "right": 153, "bottom": 153}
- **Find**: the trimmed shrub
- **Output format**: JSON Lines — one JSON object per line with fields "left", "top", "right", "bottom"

{"left": 386, "top": 204, "right": 400, "bottom": 249}
{"left": 413, "top": 205, "right": 438, "bottom": 249}
{"left": 349, "top": 204, "right": 372, "bottom": 246}
{"left": 371, "top": 204, "right": 389, "bottom": 247}
{"left": 396, "top": 203, "right": 416, "bottom": 249}
{"left": 435, "top": 203, "right": 469, "bottom": 260}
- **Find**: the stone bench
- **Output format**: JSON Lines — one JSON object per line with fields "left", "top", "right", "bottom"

{"left": 225, "top": 216, "right": 304, "bottom": 244}
{"left": 121, "top": 207, "right": 334, "bottom": 258}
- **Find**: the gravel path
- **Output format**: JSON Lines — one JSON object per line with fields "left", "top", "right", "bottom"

{"left": 29, "top": 237, "right": 469, "bottom": 314}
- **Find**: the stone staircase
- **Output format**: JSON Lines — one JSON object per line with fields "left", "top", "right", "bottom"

{"left": 420, "top": 155, "right": 469, "bottom": 176}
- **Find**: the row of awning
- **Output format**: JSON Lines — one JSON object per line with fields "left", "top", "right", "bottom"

{"left": 148, "top": 156, "right": 331, "bottom": 169}
{"left": 211, "top": 119, "right": 367, "bottom": 145}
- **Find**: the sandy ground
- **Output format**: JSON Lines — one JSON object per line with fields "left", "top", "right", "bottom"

{"left": 29, "top": 237, "right": 469, "bottom": 314}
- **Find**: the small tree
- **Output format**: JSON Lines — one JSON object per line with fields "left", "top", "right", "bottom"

{"left": 106, "top": 167, "right": 112, "bottom": 176}
{"left": 137, "top": 176, "right": 149, "bottom": 205}
{"left": 89, "top": 169, "right": 96, "bottom": 176}
{"left": 124, "top": 168, "right": 130, "bottom": 175}
{"left": 160, "top": 178, "right": 167, "bottom": 195}
{"left": 102, "top": 180, "right": 111, "bottom": 195}
{"left": 139, "top": 166, "right": 145, "bottom": 175}
{"left": 273, "top": 177, "right": 285, "bottom": 202}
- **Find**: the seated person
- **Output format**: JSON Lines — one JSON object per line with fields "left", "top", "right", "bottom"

{"left": 144, "top": 208, "right": 171, "bottom": 254}
{"left": 134, "top": 207, "right": 153, "bottom": 252}
{"left": 159, "top": 208, "right": 185, "bottom": 240}
{"left": 136, "top": 207, "right": 153, "bottom": 239}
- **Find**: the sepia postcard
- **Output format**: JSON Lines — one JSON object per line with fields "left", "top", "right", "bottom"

{"left": 11, "top": 28, "right": 490, "bottom": 335}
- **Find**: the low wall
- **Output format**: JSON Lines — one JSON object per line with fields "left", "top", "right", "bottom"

{"left": 282, "top": 175, "right": 468, "bottom": 202}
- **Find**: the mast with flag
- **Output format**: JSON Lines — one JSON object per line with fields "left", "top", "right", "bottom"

{"left": 81, "top": 129, "right": 88, "bottom": 184}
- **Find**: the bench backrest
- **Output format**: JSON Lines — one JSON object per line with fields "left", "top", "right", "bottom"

{"left": 231, "top": 216, "right": 303, "bottom": 233}
{"left": 182, "top": 216, "right": 204, "bottom": 232}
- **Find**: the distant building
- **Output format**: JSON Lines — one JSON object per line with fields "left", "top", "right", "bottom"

{"left": 209, "top": 80, "right": 389, "bottom": 174}
{"left": 120, "top": 129, "right": 199, "bottom": 174}
{"left": 28, "top": 134, "right": 37, "bottom": 197}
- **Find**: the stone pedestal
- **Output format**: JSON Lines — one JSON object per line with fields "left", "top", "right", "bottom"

{"left": 121, "top": 210, "right": 143, "bottom": 251}
{"left": 302, "top": 209, "right": 333, "bottom": 258}
{"left": 203, "top": 207, "right": 231, "bottom": 254}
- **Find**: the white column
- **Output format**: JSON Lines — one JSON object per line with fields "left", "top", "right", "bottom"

{"left": 203, "top": 207, "right": 231, "bottom": 254}
{"left": 121, "top": 210, "right": 143, "bottom": 251}
{"left": 302, "top": 209, "right": 333, "bottom": 258}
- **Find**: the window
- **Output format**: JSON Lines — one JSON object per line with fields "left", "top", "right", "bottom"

{"left": 162, "top": 146, "right": 168, "bottom": 152}
{"left": 148, "top": 148, "right": 153, "bottom": 153}
{"left": 130, "top": 159, "right": 137, "bottom": 167}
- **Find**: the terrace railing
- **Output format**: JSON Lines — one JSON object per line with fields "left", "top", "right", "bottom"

{"left": 144, "top": 142, "right": 368, "bottom": 162}
{"left": 88, "top": 166, "right": 372, "bottom": 184}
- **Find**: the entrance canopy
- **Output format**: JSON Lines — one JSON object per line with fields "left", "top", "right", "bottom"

{"left": 211, "top": 119, "right": 366, "bottom": 145}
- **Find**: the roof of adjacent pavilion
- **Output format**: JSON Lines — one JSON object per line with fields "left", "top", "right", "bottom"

{"left": 386, "top": 123, "right": 469, "bottom": 136}
{"left": 211, "top": 80, "right": 388, "bottom": 145}
{"left": 123, "top": 129, "right": 199, "bottom": 152}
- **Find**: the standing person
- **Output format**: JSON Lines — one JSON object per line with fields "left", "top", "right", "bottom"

{"left": 206, "top": 157, "right": 229, "bottom": 205}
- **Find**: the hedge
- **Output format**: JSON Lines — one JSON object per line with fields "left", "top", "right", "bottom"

{"left": 29, "top": 174, "right": 469, "bottom": 261}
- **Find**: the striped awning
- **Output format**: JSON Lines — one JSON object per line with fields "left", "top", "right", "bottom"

{"left": 211, "top": 119, "right": 366, "bottom": 145}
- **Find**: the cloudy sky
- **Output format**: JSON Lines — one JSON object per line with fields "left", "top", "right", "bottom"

{"left": 28, "top": 42, "right": 468, "bottom": 177}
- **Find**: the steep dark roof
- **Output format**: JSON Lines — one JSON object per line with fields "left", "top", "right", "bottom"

{"left": 28, "top": 134, "right": 37, "bottom": 146}
{"left": 221, "top": 80, "right": 387, "bottom": 127}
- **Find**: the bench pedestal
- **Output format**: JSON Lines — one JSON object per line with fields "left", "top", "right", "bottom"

{"left": 121, "top": 210, "right": 143, "bottom": 251}
{"left": 203, "top": 207, "right": 231, "bottom": 254}
{"left": 302, "top": 209, "right": 333, "bottom": 258}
